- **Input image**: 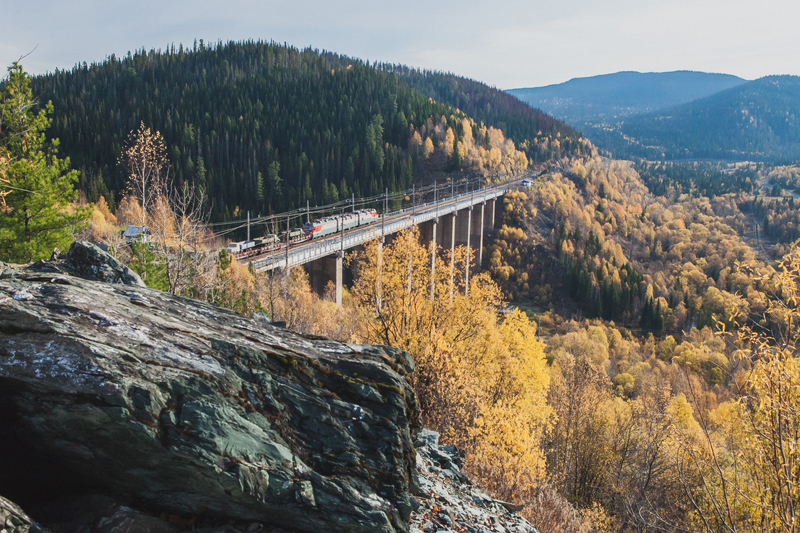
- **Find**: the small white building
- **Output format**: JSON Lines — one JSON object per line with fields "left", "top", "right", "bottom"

{"left": 122, "top": 225, "right": 150, "bottom": 243}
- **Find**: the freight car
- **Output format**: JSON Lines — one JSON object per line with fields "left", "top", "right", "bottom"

{"left": 226, "top": 208, "right": 380, "bottom": 261}
{"left": 226, "top": 233, "right": 282, "bottom": 259}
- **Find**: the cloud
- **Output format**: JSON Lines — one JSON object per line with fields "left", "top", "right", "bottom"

{"left": 1, "top": 0, "right": 798, "bottom": 87}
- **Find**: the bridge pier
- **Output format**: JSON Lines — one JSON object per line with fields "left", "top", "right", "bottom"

{"left": 479, "top": 202, "right": 485, "bottom": 266}
{"left": 438, "top": 210, "right": 453, "bottom": 249}
{"left": 449, "top": 212, "right": 456, "bottom": 298}
{"left": 468, "top": 204, "right": 484, "bottom": 279}
{"left": 430, "top": 218, "right": 438, "bottom": 301}
{"left": 406, "top": 232, "right": 413, "bottom": 294}
{"left": 304, "top": 255, "right": 338, "bottom": 298}
{"left": 454, "top": 207, "right": 470, "bottom": 246}
{"left": 335, "top": 251, "right": 343, "bottom": 307}
{"left": 437, "top": 213, "right": 447, "bottom": 247}
{"left": 305, "top": 256, "right": 327, "bottom": 295}
{"left": 419, "top": 217, "right": 437, "bottom": 246}
{"left": 377, "top": 237, "right": 384, "bottom": 312}
{"left": 465, "top": 206, "right": 472, "bottom": 293}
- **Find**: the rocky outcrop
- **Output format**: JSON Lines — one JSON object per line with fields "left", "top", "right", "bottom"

{"left": 0, "top": 496, "right": 44, "bottom": 533}
{"left": 410, "top": 430, "right": 539, "bottom": 533}
{"left": 0, "top": 259, "right": 418, "bottom": 532}
{"left": 64, "top": 241, "right": 146, "bottom": 287}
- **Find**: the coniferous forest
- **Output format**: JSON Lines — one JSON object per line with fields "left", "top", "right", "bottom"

{"left": 5, "top": 33, "right": 800, "bottom": 533}
{"left": 578, "top": 76, "right": 800, "bottom": 162}
{"left": 30, "top": 40, "right": 583, "bottom": 221}
{"left": 393, "top": 66, "right": 582, "bottom": 162}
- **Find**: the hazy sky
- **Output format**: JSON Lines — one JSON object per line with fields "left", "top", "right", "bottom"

{"left": 2, "top": 0, "right": 799, "bottom": 89}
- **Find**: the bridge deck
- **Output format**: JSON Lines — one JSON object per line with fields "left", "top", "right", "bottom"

{"left": 250, "top": 177, "right": 527, "bottom": 271}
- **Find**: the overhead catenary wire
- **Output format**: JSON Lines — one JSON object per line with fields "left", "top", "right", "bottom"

{"left": 209, "top": 173, "right": 492, "bottom": 241}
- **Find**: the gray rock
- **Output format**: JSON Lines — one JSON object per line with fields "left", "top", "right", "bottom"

{"left": 0, "top": 496, "right": 45, "bottom": 533}
{"left": 415, "top": 429, "right": 439, "bottom": 449}
{"left": 296, "top": 481, "right": 316, "bottom": 508}
{"left": 251, "top": 312, "right": 272, "bottom": 323}
{"left": 0, "top": 263, "right": 419, "bottom": 533}
{"left": 32, "top": 495, "right": 178, "bottom": 533}
{"left": 24, "top": 260, "right": 64, "bottom": 274}
{"left": 495, "top": 500, "right": 525, "bottom": 514}
{"left": 32, "top": 492, "right": 291, "bottom": 533}
{"left": 410, "top": 431, "right": 538, "bottom": 533}
{"left": 64, "top": 241, "right": 145, "bottom": 287}
{"left": 441, "top": 445, "right": 466, "bottom": 469}
{"left": 410, "top": 496, "right": 420, "bottom": 512}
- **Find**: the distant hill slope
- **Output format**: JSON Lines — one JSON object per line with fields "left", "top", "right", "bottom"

{"left": 32, "top": 42, "right": 456, "bottom": 219}
{"left": 26, "top": 41, "right": 581, "bottom": 221}
{"left": 610, "top": 75, "right": 800, "bottom": 161}
{"left": 507, "top": 71, "right": 746, "bottom": 124}
{"left": 392, "top": 67, "right": 583, "bottom": 163}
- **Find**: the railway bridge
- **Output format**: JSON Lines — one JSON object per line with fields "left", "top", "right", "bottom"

{"left": 250, "top": 175, "right": 535, "bottom": 305}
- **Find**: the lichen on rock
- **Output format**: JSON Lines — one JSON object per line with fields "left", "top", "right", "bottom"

{"left": 0, "top": 261, "right": 419, "bottom": 533}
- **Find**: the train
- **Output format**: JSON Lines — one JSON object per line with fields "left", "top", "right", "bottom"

{"left": 226, "top": 208, "right": 380, "bottom": 260}
{"left": 225, "top": 234, "right": 282, "bottom": 258}
{"left": 302, "top": 209, "right": 379, "bottom": 238}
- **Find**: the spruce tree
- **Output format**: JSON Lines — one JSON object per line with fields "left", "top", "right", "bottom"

{"left": 0, "top": 63, "right": 89, "bottom": 263}
{"left": 640, "top": 297, "right": 653, "bottom": 331}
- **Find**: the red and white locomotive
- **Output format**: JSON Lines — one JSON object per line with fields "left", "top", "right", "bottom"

{"left": 226, "top": 209, "right": 380, "bottom": 260}
{"left": 302, "top": 209, "right": 379, "bottom": 238}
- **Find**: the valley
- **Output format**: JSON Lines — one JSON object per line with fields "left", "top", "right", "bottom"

{"left": 2, "top": 36, "right": 800, "bottom": 533}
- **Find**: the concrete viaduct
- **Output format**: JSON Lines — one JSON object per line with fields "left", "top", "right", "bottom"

{"left": 250, "top": 176, "right": 534, "bottom": 306}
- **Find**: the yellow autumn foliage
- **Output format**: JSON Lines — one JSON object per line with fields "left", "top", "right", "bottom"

{"left": 211, "top": 261, "right": 366, "bottom": 342}
{"left": 348, "top": 227, "right": 551, "bottom": 503}
{"left": 663, "top": 243, "right": 800, "bottom": 531}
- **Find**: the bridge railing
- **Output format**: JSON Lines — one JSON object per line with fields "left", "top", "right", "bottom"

{"left": 251, "top": 178, "right": 522, "bottom": 271}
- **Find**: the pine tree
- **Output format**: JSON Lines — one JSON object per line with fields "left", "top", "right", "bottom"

{"left": 267, "top": 160, "right": 281, "bottom": 211}
{"left": 0, "top": 63, "right": 89, "bottom": 262}
{"left": 653, "top": 299, "right": 665, "bottom": 333}
{"left": 640, "top": 297, "right": 653, "bottom": 331}
{"left": 255, "top": 171, "right": 264, "bottom": 203}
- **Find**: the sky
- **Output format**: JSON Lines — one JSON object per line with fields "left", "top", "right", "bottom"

{"left": 2, "top": 0, "right": 799, "bottom": 89}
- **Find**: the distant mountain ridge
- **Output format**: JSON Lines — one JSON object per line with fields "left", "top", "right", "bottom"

{"left": 508, "top": 71, "right": 747, "bottom": 124}
{"left": 612, "top": 75, "right": 800, "bottom": 161}
{"left": 509, "top": 70, "right": 800, "bottom": 163}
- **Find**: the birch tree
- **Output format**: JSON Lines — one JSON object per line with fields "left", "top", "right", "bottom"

{"left": 120, "top": 122, "right": 169, "bottom": 227}
{"left": 149, "top": 182, "right": 213, "bottom": 296}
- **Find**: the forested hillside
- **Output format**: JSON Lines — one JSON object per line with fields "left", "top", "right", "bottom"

{"left": 634, "top": 161, "right": 800, "bottom": 257}
{"left": 393, "top": 67, "right": 582, "bottom": 163}
{"left": 597, "top": 76, "right": 800, "bottom": 161}
{"left": 28, "top": 40, "right": 580, "bottom": 221}
{"left": 474, "top": 149, "right": 800, "bottom": 530}
{"left": 507, "top": 71, "right": 746, "bottom": 124}
{"left": 635, "top": 161, "right": 757, "bottom": 197}
{"left": 10, "top": 42, "right": 800, "bottom": 529}
{"left": 487, "top": 157, "right": 776, "bottom": 333}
